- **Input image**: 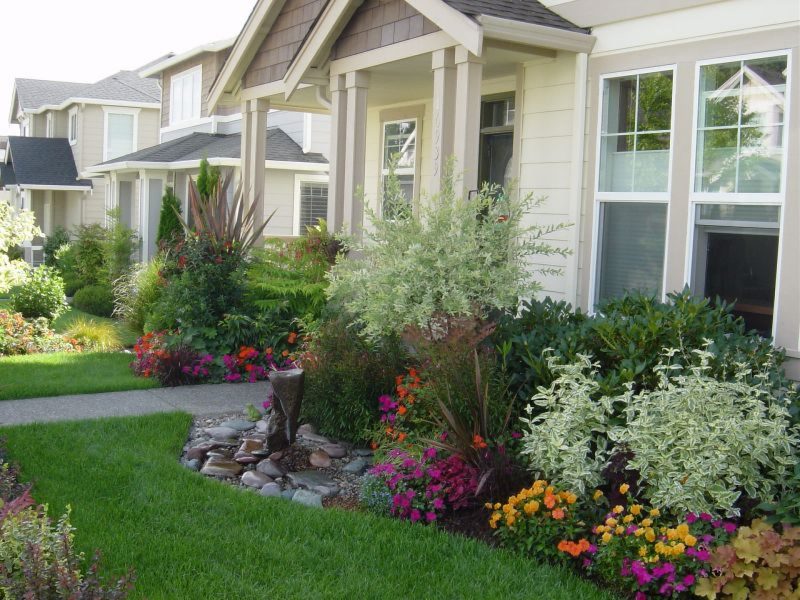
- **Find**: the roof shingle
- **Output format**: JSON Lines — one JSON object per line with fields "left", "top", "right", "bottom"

{"left": 5, "top": 137, "right": 92, "bottom": 188}
{"left": 443, "top": 0, "right": 587, "bottom": 33}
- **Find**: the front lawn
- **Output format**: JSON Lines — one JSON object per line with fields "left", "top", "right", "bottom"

{"left": 0, "top": 352, "right": 157, "bottom": 400}
{"left": 2, "top": 413, "right": 614, "bottom": 599}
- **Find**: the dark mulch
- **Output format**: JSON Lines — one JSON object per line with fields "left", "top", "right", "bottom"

{"left": 437, "top": 505, "right": 498, "bottom": 546}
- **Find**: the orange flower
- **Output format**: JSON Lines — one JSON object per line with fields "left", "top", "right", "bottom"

{"left": 287, "top": 332, "right": 298, "bottom": 344}
{"left": 370, "top": 441, "right": 379, "bottom": 450}
{"left": 472, "top": 434, "right": 488, "bottom": 449}
{"left": 395, "top": 375, "right": 404, "bottom": 386}
{"left": 266, "top": 347, "right": 273, "bottom": 355}
{"left": 408, "top": 368, "right": 418, "bottom": 379}
{"left": 544, "top": 494, "right": 557, "bottom": 509}
{"left": 282, "top": 350, "right": 289, "bottom": 357}
{"left": 397, "top": 432, "right": 407, "bottom": 442}
{"left": 397, "top": 405, "right": 408, "bottom": 416}
{"left": 551, "top": 508, "right": 565, "bottom": 520}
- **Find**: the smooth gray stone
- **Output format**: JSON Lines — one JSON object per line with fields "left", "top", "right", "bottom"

{"left": 241, "top": 471, "right": 273, "bottom": 488}
{"left": 297, "top": 423, "right": 318, "bottom": 435}
{"left": 292, "top": 489, "right": 323, "bottom": 508}
{"left": 184, "top": 458, "right": 201, "bottom": 471}
{"left": 299, "top": 432, "right": 330, "bottom": 444}
{"left": 256, "top": 459, "right": 286, "bottom": 478}
{"left": 281, "top": 489, "right": 296, "bottom": 501}
{"left": 260, "top": 482, "right": 282, "bottom": 497}
{"left": 287, "top": 470, "right": 338, "bottom": 491}
{"left": 205, "top": 426, "right": 239, "bottom": 441}
{"left": 220, "top": 419, "right": 255, "bottom": 432}
{"left": 343, "top": 458, "right": 368, "bottom": 475}
{"left": 255, "top": 420, "right": 268, "bottom": 434}
{"left": 352, "top": 448, "right": 374, "bottom": 457}
{"left": 321, "top": 443, "right": 347, "bottom": 459}
{"left": 309, "top": 450, "right": 331, "bottom": 468}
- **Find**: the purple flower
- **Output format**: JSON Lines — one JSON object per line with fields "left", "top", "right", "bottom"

{"left": 693, "top": 548, "right": 711, "bottom": 561}
{"left": 432, "top": 497, "right": 445, "bottom": 510}
{"left": 683, "top": 574, "right": 696, "bottom": 586}
{"left": 699, "top": 512, "right": 713, "bottom": 522}
{"left": 422, "top": 447, "right": 437, "bottom": 461}
{"left": 630, "top": 561, "right": 653, "bottom": 586}
{"left": 511, "top": 431, "right": 522, "bottom": 439}
{"left": 723, "top": 522, "right": 737, "bottom": 534}
{"left": 686, "top": 513, "right": 698, "bottom": 524}
{"left": 658, "top": 583, "right": 673, "bottom": 596}
{"left": 425, "top": 511, "right": 437, "bottom": 522}
{"left": 412, "top": 468, "right": 424, "bottom": 479}
{"left": 409, "top": 509, "right": 421, "bottom": 523}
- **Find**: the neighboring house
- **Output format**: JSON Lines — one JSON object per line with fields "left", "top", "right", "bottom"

{"left": 85, "top": 39, "right": 330, "bottom": 261}
{"left": 206, "top": 0, "right": 800, "bottom": 374}
{"left": 0, "top": 69, "right": 161, "bottom": 263}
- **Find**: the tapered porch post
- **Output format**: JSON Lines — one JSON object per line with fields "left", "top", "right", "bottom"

{"left": 241, "top": 98, "right": 269, "bottom": 233}
{"left": 327, "top": 74, "right": 347, "bottom": 231}
{"left": 342, "top": 70, "right": 369, "bottom": 237}
{"left": 453, "top": 46, "right": 483, "bottom": 195}
{"left": 431, "top": 47, "right": 456, "bottom": 195}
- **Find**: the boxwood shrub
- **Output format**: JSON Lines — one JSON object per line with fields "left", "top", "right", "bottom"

{"left": 73, "top": 284, "right": 114, "bottom": 318}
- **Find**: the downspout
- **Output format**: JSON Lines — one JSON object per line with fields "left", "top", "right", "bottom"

{"left": 315, "top": 85, "right": 332, "bottom": 110}
{"left": 567, "top": 52, "right": 589, "bottom": 308}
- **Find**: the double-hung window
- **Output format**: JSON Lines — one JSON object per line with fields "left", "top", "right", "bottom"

{"left": 294, "top": 175, "right": 329, "bottom": 235}
{"left": 170, "top": 66, "right": 202, "bottom": 125}
{"left": 104, "top": 109, "right": 138, "bottom": 161}
{"left": 381, "top": 118, "right": 417, "bottom": 218}
{"left": 690, "top": 51, "right": 789, "bottom": 335}
{"left": 68, "top": 107, "right": 78, "bottom": 145}
{"left": 593, "top": 67, "right": 675, "bottom": 306}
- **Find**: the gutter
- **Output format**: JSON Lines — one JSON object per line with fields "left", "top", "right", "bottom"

{"left": 476, "top": 15, "right": 596, "bottom": 54}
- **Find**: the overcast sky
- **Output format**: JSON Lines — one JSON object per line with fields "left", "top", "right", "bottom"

{"left": 0, "top": 0, "right": 255, "bottom": 135}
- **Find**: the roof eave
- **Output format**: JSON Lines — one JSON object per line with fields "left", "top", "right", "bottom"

{"left": 139, "top": 38, "right": 237, "bottom": 77}
{"left": 23, "top": 98, "right": 159, "bottom": 115}
{"left": 476, "top": 15, "right": 595, "bottom": 53}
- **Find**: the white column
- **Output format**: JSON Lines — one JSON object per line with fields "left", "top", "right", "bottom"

{"left": 327, "top": 74, "right": 348, "bottom": 231}
{"left": 342, "top": 71, "right": 369, "bottom": 237}
{"left": 43, "top": 190, "right": 53, "bottom": 235}
{"left": 240, "top": 98, "right": 269, "bottom": 233}
{"left": 431, "top": 48, "right": 456, "bottom": 195}
{"left": 453, "top": 46, "right": 484, "bottom": 195}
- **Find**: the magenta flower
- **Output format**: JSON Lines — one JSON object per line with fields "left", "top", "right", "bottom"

{"left": 722, "top": 522, "right": 737, "bottom": 534}
{"left": 683, "top": 574, "right": 696, "bottom": 586}
{"left": 699, "top": 512, "right": 713, "bottom": 522}
{"left": 686, "top": 513, "right": 698, "bottom": 524}
{"left": 425, "top": 511, "right": 437, "bottom": 522}
{"left": 409, "top": 509, "right": 421, "bottom": 523}
{"left": 432, "top": 497, "right": 445, "bottom": 510}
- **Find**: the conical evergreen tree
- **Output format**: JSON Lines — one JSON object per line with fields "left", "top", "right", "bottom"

{"left": 157, "top": 186, "right": 183, "bottom": 246}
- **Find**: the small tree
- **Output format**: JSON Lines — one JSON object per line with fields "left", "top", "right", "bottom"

{"left": 157, "top": 187, "right": 182, "bottom": 245}
{"left": 196, "top": 158, "right": 220, "bottom": 202}
{"left": 0, "top": 201, "right": 39, "bottom": 293}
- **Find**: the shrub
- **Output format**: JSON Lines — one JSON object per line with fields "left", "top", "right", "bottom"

{"left": 0, "top": 310, "right": 77, "bottom": 355}
{"left": 521, "top": 353, "right": 799, "bottom": 517}
{"left": 359, "top": 473, "right": 393, "bottom": 516}
{"left": 696, "top": 519, "right": 799, "bottom": 599}
{"left": 300, "top": 311, "right": 406, "bottom": 443}
{"left": 43, "top": 226, "right": 70, "bottom": 266}
{"left": 157, "top": 186, "right": 183, "bottom": 246}
{"left": 103, "top": 208, "right": 138, "bottom": 282}
{"left": 63, "top": 317, "right": 122, "bottom": 351}
{"left": 487, "top": 479, "right": 585, "bottom": 564}
{"left": 0, "top": 200, "right": 39, "bottom": 293}
{"left": 73, "top": 284, "right": 115, "bottom": 318}
{"left": 131, "top": 331, "right": 212, "bottom": 386}
{"left": 10, "top": 266, "right": 66, "bottom": 320}
{"left": 72, "top": 224, "right": 107, "bottom": 285}
{"left": 757, "top": 462, "right": 800, "bottom": 526}
{"left": 327, "top": 163, "right": 568, "bottom": 341}
{"left": 113, "top": 257, "right": 165, "bottom": 334}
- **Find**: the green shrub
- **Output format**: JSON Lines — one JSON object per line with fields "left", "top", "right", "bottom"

{"left": 73, "top": 284, "right": 114, "bottom": 318}
{"left": 113, "top": 257, "right": 165, "bottom": 334}
{"left": 301, "top": 310, "right": 406, "bottom": 443}
{"left": 157, "top": 187, "right": 183, "bottom": 247}
{"left": 103, "top": 208, "right": 138, "bottom": 282}
{"left": 43, "top": 227, "right": 70, "bottom": 266}
{"left": 0, "top": 310, "right": 76, "bottom": 355}
{"left": 63, "top": 317, "right": 122, "bottom": 351}
{"left": 10, "top": 266, "right": 66, "bottom": 320}
{"left": 72, "top": 224, "right": 106, "bottom": 285}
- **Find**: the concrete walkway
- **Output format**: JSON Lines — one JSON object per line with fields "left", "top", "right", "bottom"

{"left": 0, "top": 382, "right": 271, "bottom": 427}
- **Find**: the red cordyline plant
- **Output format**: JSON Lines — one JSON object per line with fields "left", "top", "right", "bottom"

{"left": 178, "top": 169, "right": 275, "bottom": 254}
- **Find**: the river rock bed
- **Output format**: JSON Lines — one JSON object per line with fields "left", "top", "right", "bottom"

{"left": 180, "top": 412, "right": 372, "bottom": 509}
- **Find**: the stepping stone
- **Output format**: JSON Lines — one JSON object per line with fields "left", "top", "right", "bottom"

{"left": 300, "top": 432, "right": 331, "bottom": 444}
{"left": 241, "top": 471, "right": 273, "bottom": 488}
{"left": 255, "top": 420, "right": 268, "bottom": 434}
{"left": 234, "top": 452, "right": 259, "bottom": 465}
{"left": 309, "top": 450, "right": 331, "bottom": 468}
{"left": 321, "top": 443, "right": 347, "bottom": 459}
{"left": 287, "top": 470, "right": 338, "bottom": 491}
{"left": 352, "top": 448, "right": 374, "bottom": 457}
{"left": 200, "top": 457, "right": 242, "bottom": 478}
{"left": 186, "top": 446, "right": 212, "bottom": 461}
{"left": 220, "top": 419, "right": 255, "bottom": 432}
{"left": 292, "top": 489, "right": 323, "bottom": 508}
{"left": 260, "top": 482, "right": 282, "bottom": 497}
{"left": 256, "top": 459, "right": 286, "bottom": 478}
{"left": 343, "top": 458, "right": 368, "bottom": 475}
{"left": 239, "top": 439, "right": 264, "bottom": 454}
{"left": 313, "top": 485, "right": 337, "bottom": 498}
{"left": 297, "top": 423, "right": 318, "bottom": 435}
{"left": 245, "top": 433, "right": 267, "bottom": 443}
{"left": 205, "top": 426, "right": 239, "bottom": 441}
{"left": 269, "top": 451, "right": 285, "bottom": 462}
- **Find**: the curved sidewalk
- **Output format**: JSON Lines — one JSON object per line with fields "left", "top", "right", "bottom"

{"left": 0, "top": 382, "right": 270, "bottom": 426}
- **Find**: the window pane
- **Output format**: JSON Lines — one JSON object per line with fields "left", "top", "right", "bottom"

{"left": 738, "top": 125, "right": 783, "bottom": 193}
{"left": 299, "top": 182, "right": 328, "bottom": 230}
{"left": 597, "top": 202, "right": 667, "bottom": 302}
{"left": 635, "top": 133, "right": 671, "bottom": 192}
{"left": 383, "top": 120, "right": 416, "bottom": 169}
{"left": 741, "top": 56, "right": 787, "bottom": 126}
{"left": 107, "top": 113, "right": 134, "bottom": 160}
{"left": 699, "top": 62, "right": 741, "bottom": 128}
{"left": 695, "top": 128, "right": 738, "bottom": 193}
{"left": 602, "top": 75, "right": 637, "bottom": 135}
{"left": 697, "top": 203, "right": 780, "bottom": 226}
{"left": 382, "top": 174, "right": 414, "bottom": 219}
{"left": 599, "top": 134, "right": 635, "bottom": 192}
{"left": 637, "top": 71, "right": 673, "bottom": 132}
{"left": 481, "top": 98, "right": 515, "bottom": 129}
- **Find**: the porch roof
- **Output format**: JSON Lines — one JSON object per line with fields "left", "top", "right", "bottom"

{"left": 443, "top": 0, "right": 588, "bottom": 33}
{"left": 4, "top": 137, "right": 92, "bottom": 190}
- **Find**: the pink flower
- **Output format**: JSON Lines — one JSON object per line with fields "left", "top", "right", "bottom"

{"left": 425, "top": 512, "right": 437, "bottom": 522}
{"left": 432, "top": 497, "right": 445, "bottom": 510}
{"left": 635, "top": 594, "right": 646, "bottom": 600}
{"left": 686, "top": 513, "right": 698, "bottom": 524}
{"left": 683, "top": 574, "right": 696, "bottom": 586}
{"left": 699, "top": 512, "right": 713, "bottom": 522}
{"left": 511, "top": 431, "right": 522, "bottom": 439}
{"left": 409, "top": 509, "right": 421, "bottom": 522}
{"left": 723, "top": 522, "right": 737, "bottom": 534}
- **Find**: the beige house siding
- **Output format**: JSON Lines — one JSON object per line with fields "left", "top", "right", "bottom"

{"left": 161, "top": 50, "right": 231, "bottom": 128}
{"left": 243, "top": 0, "right": 325, "bottom": 89}
{"left": 330, "top": 0, "right": 440, "bottom": 60}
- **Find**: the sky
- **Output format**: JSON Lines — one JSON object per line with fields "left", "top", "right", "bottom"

{"left": 0, "top": 0, "right": 255, "bottom": 135}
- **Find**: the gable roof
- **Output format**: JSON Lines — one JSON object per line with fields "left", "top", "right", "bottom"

{"left": 443, "top": 0, "right": 587, "bottom": 33}
{"left": 11, "top": 70, "right": 161, "bottom": 122}
{"left": 0, "top": 162, "right": 16, "bottom": 187}
{"left": 90, "top": 128, "right": 327, "bottom": 171}
{"left": 4, "top": 137, "right": 92, "bottom": 189}
{"left": 139, "top": 39, "right": 236, "bottom": 77}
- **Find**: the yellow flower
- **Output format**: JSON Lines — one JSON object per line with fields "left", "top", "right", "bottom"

{"left": 638, "top": 546, "right": 648, "bottom": 557}
{"left": 605, "top": 518, "right": 618, "bottom": 527}
{"left": 596, "top": 525, "right": 607, "bottom": 534}
{"left": 650, "top": 508, "right": 661, "bottom": 517}
{"left": 593, "top": 490, "right": 604, "bottom": 501}
{"left": 615, "top": 526, "right": 625, "bottom": 535}
{"left": 489, "top": 514, "right": 501, "bottom": 529}
{"left": 623, "top": 515, "right": 634, "bottom": 524}
{"left": 601, "top": 532, "right": 612, "bottom": 544}
{"left": 503, "top": 504, "right": 514, "bottom": 514}
{"left": 612, "top": 505, "right": 624, "bottom": 514}
{"left": 634, "top": 528, "right": 645, "bottom": 537}
{"left": 566, "top": 493, "right": 577, "bottom": 505}
{"left": 506, "top": 514, "right": 516, "bottom": 526}
{"left": 645, "top": 529, "right": 656, "bottom": 543}
{"left": 655, "top": 542, "right": 667, "bottom": 555}
{"left": 640, "top": 518, "right": 653, "bottom": 528}
{"left": 619, "top": 483, "right": 630, "bottom": 494}
{"left": 666, "top": 529, "right": 678, "bottom": 541}
{"left": 524, "top": 501, "right": 540, "bottom": 515}
{"left": 676, "top": 524, "right": 690, "bottom": 538}
{"left": 673, "top": 543, "right": 685, "bottom": 555}
{"left": 630, "top": 505, "right": 642, "bottom": 516}
{"left": 684, "top": 534, "right": 697, "bottom": 547}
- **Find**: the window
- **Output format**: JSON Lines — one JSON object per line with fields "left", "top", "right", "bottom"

{"left": 694, "top": 53, "right": 788, "bottom": 194}
{"left": 104, "top": 110, "right": 137, "bottom": 161}
{"left": 593, "top": 67, "right": 674, "bottom": 306}
{"left": 294, "top": 176, "right": 329, "bottom": 235}
{"left": 479, "top": 95, "right": 515, "bottom": 190}
{"left": 68, "top": 108, "right": 78, "bottom": 144}
{"left": 381, "top": 119, "right": 417, "bottom": 217}
{"left": 45, "top": 113, "right": 53, "bottom": 138}
{"left": 170, "top": 66, "right": 202, "bottom": 125}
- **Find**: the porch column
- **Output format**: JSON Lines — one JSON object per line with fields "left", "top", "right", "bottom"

{"left": 431, "top": 48, "right": 456, "bottom": 195}
{"left": 327, "top": 74, "right": 347, "bottom": 231}
{"left": 43, "top": 191, "right": 53, "bottom": 236}
{"left": 342, "top": 71, "right": 369, "bottom": 237}
{"left": 453, "top": 46, "right": 483, "bottom": 195}
{"left": 241, "top": 98, "right": 269, "bottom": 233}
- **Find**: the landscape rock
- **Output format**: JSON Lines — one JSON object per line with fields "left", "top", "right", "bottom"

{"left": 297, "top": 423, "right": 318, "bottom": 435}
{"left": 239, "top": 439, "right": 264, "bottom": 454}
{"left": 292, "top": 489, "right": 323, "bottom": 508}
{"left": 220, "top": 419, "right": 255, "bottom": 432}
{"left": 256, "top": 459, "right": 286, "bottom": 478}
{"left": 260, "top": 482, "right": 282, "bottom": 497}
{"left": 184, "top": 459, "right": 201, "bottom": 471}
{"left": 343, "top": 458, "right": 368, "bottom": 475}
{"left": 241, "top": 471, "right": 273, "bottom": 488}
{"left": 205, "top": 426, "right": 239, "bottom": 441}
{"left": 299, "top": 432, "right": 330, "bottom": 444}
{"left": 255, "top": 420, "right": 268, "bottom": 434}
{"left": 313, "top": 485, "right": 336, "bottom": 497}
{"left": 309, "top": 450, "right": 332, "bottom": 468}
{"left": 200, "top": 457, "right": 242, "bottom": 478}
{"left": 234, "top": 452, "right": 259, "bottom": 465}
{"left": 352, "top": 449, "right": 374, "bottom": 457}
{"left": 287, "top": 470, "right": 338, "bottom": 491}
{"left": 321, "top": 443, "right": 347, "bottom": 459}
{"left": 281, "top": 489, "right": 296, "bottom": 501}
{"left": 268, "top": 451, "right": 285, "bottom": 462}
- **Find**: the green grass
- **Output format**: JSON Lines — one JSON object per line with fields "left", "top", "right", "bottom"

{"left": 2, "top": 414, "right": 614, "bottom": 600}
{"left": 0, "top": 352, "right": 157, "bottom": 400}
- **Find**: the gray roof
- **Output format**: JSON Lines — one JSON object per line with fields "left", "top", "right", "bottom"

{"left": 14, "top": 70, "right": 160, "bottom": 112}
{"left": 4, "top": 137, "right": 92, "bottom": 188}
{"left": 0, "top": 162, "right": 16, "bottom": 187}
{"left": 443, "top": 0, "right": 587, "bottom": 33}
{"left": 99, "top": 128, "right": 327, "bottom": 166}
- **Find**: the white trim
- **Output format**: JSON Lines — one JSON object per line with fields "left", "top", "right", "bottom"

{"left": 19, "top": 184, "right": 92, "bottom": 192}
{"left": 476, "top": 14, "right": 595, "bottom": 54}
{"left": 589, "top": 64, "right": 678, "bottom": 310}
{"left": 159, "top": 113, "right": 242, "bottom": 138}
{"left": 566, "top": 52, "right": 588, "bottom": 306}
{"left": 22, "top": 99, "right": 157, "bottom": 116}
{"left": 68, "top": 106, "right": 78, "bottom": 145}
{"left": 45, "top": 112, "right": 54, "bottom": 138}
{"left": 292, "top": 174, "right": 329, "bottom": 235}
{"left": 103, "top": 107, "right": 140, "bottom": 162}
{"left": 85, "top": 157, "right": 329, "bottom": 175}
{"left": 405, "top": 0, "right": 483, "bottom": 57}
{"left": 330, "top": 31, "right": 458, "bottom": 77}
{"left": 139, "top": 38, "right": 236, "bottom": 77}
{"left": 379, "top": 115, "right": 422, "bottom": 217}
{"left": 169, "top": 64, "right": 203, "bottom": 126}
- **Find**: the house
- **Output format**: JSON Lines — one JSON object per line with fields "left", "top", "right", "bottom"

{"left": 84, "top": 39, "right": 330, "bottom": 261}
{"left": 1, "top": 69, "right": 161, "bottom": 263}
{"left": 205, "top": 0, "right": 800, "bottom": 374}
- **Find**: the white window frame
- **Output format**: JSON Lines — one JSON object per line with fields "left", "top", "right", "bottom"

{"left": 45, "top": 112, "right": 54, "bottom": 138}
{"left": 380, "top": 116, "right": 420, "bottom": 218}
{"left": 589, "top": 64, "right": 677, "bottom": 311}
{"left": 169, "top": 65, "right": 203, "bottom": 126}
{"left": 685, "top": 49, "right": 792, "bottom": 340}
{"left": 68, "top": 107, "right": 78, "bottom": 145}
{"left": 293, "top": 174, "right": 329, "bottom": 236}
{"left": 103, "top": 107, "right": 139, "bottom": 161}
